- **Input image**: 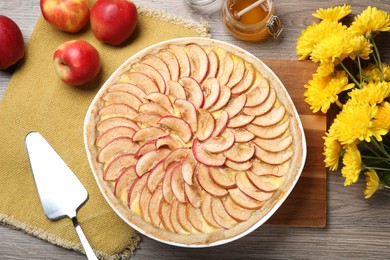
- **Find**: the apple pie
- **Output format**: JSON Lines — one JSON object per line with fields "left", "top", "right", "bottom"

{"left": 84, "top": 38, "right": 306, "bottom": 246}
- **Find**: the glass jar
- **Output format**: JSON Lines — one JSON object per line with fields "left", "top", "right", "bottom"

{"left": 223, "top": 0, "right": 283, "bottom": 41}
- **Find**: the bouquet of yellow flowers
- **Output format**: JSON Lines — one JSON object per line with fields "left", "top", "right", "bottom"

{"left": 296, "top": 5, "right": 390, "bottom": 198}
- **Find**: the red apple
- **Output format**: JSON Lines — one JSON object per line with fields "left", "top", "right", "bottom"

{"left": 90, "top": 0, "right": 138, "bottom": 45}
{"left": 40, "top": 0, "right": 90, "bottom": 33}
{"left": 53, "top": 40, "right": 101, "bottom": 86}
{"left": 0, "top": 16, "right": 25, "bottom": 69}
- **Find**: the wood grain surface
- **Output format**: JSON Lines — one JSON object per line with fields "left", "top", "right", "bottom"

{"left": 1, "top": 1, "right": 390, "bottom": 259}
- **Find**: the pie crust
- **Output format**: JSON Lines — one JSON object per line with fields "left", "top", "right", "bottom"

{"left": 84, "top": 38, "right": 306, "bottom": 247}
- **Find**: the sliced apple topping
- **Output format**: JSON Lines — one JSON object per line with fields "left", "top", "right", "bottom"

{"left": 156, "top": 135, "right": 183, "bottom": 150}
{"left": 99, "top": 103, "right": 138, "bottom": 120}
{"left": 181, "top": 154, "right": 197, "bottom": 185}
{"left": 159, "top": 200, "right": 175, "bottom": 232}
{"left": 228, "top": 188, "right": 264, "bottom": 210}
{"left": 166, "top": 80, "right": 186, "bottom": 100}
{"left": 102, "top": 91, "right": 143, "bottom": 110}
{"left": 139, "top": 103, "right": 171, "bottom": 117}
{"left": 158, "top": 115, "right": 193, "bottom": 143}
{"left": 231, "top": 63, "right": 255, "bottom": 95}
{"left": 104, "top": 153, "right": 137, "bottom": 181}
{"left": 187, "top": 204, "right": 205, "bottom": 232}
{"left": 252, "top": 104, "right": 286, "bottom": 127}
{"left": 185, "top": 181, "right": 201, "bottom": 208}
{"left": 114, "top": 166, "right": 137, "bottom": 198}
{"left": 245, "top": 84, "right": 269, "bottom": 107}
{"left": 147, "top": 161, "right": 165, "bottom": 193}
{"left": 135, "top": 148, "right": 171, "bottom": 177}
{"left": 246, "top": 171, "right": 284, "bottom": 192}
{"left": 229, "top": 128, "right": 255, "bottom": 143}
{"left": 206, "top": 50, "right": 219, "bottom": 78}
{"left": 235, "top": 172, "right": 274, "bottom": 202}
{"left": 253, "top": 135, "right": 292, "bottom": 153}
{"left": 196, "top": 164, "right": 228, "bottom": 197}
{"left": 96, "top": 126, "right": 136, "bottom": 148}
{"left": 225, "top": 159, "right": 252, "bottom": 171}
{"left": 211, "top": 196, "right": 237, "bottom": 229}
{"left": 132, "top": 126, "right": 167, "bottom": 143}
{"left": 177, "top": 202, "right": 193, "bottom": 232}
{"left": 98, "top": 137, "right": 139, "bottom": 163}
{"left": 134, "top": 113, "right": 161, "bottom": 126}
{"left": 130, "top": 63, "right": 166, "bottom": 93}
{"left": 217, "top": 53, "right": 234, "bottom": 86}
{"left": 246, "top": 118, "right": 290, "bottom": 139}
{"left": 192, "top": 138, "right": 226, "bottom": 166}
{"left": 135, "top": 139, "right": 158, "bottom": 158}
{"left": 187, "top": 43, "right": 209, "bottom": 83}
{"left": 157, "top": 49, "right": 180, "bottom": 81}
{"left": 139, "top": 187, "right": 152, "bottom": 223}
{"left": 209, "top": 166, "right": 236, "bottom": 189}
{"left": 226, "top": 57, "right": 245, "bottom": 88}
{"left": 227, "top": 114, "right": 255, "bottom": 128}
{"left": 170, "top": 200, "right": 189, "bottom": 234}
{"left": 201, "top": 77, "right": 220, "bottom": 109}
{"left": 250, "top": 160, "right": 289, "bottom": 177}
{"left": 148, "top": 187, "right": 164, "bottom": 228}
{"left": 174, "top": 99, "right": 198, "bottom": 132}
{"left": 145, "top": 92, "right": 174, "bottom": 114}
{"left": 224, "top": 94, "right": 246, "bottom": 118}
{"left": 200, "top": 129, "right": 235, "bottom": 153}
{"left": 201, "top": 193, "right": 221, "bottom": 228}
{"left": 171, "top": 163, "right": 186, "bottom": 203}
{"left": 243, "top": 88, "right": 276, "bottom": 116}
{"left": 141, "top": 55, "right": 171, "bottom": 83}
{"left": 169, "top": 45, "right": 191, "bottom": 78}
{"left": 97, "top": 117, "right": 140, "bottom": 133}
{"left": 196, "top": 109, "right": 215, "bottom": 141}
{"left": 108, "top": 83, "right": 147, "bottom": 102}
{"left": 127, "top": 174, "right": 148, "bottom": 213}
{"left": 254, "top": 145, "right": 293, "bottom": 165}
{"left": 119, "top": 72, "right": 160, "bottom": 94}
{"left": 211, "top": 110, "right": 229, "bottom": 138}
{"left": 221, "top": 195, "right": 252, "bottom": 222}
{"left": 162, "top": 162, "right": 179, "bottom": 204}
{"left": 163, "top": 148, "right": 190, "bottom": 169}
{"left": 209, "top": 85, "right": 232, "bottom": 112}
{"left": 179, "top": 77, "right": 204, "bottom": 109}
{"left": 225, "top": 143, "right": 255, "bottom": 163}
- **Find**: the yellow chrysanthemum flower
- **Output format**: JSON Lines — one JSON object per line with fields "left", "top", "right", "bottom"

{"left": 304, "top": 70, "right": 355, "bottom": 113}
{"left": 364, "top": 169, "right": 380, "bottom": 198}
{"left": 296, "top": 20, "right": 347, "bottom": 60}
{"left": 348, "top": 35, "right": 373, "bottom": 60}
{"left": 341, "top": 144, "right": 362, "bottom": 186}
{"left": 372, "top": 101, "right": 390, "bottom": 137}
{"left": 348, "top": 81, "right": 390, "bottom": 105}
{"left": 348, "top": 6, "right": 390, "bottom": 37}
{"left": 310, "top": 28, "right": 353, "bottom": 64}
{"left": 363, "top": 63, "right": 390, "bottom": 82}
{"left": 323, "top": 128, "right": 342, "bottom": 171}
{"left": 312, "top": 4, "right": 352, "bottom": 22}
{"left": 316, "top": 62, "right": 335, "bottom": 77}
{"left": 332, "top": 101, "right": 378, "bottom": 144}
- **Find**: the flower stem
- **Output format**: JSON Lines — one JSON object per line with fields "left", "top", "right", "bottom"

{"left": 370, "top": 37, "right": 385, "bottom": 81}
{"left": 340, "top": 61, "right": 360, "bottom": 87}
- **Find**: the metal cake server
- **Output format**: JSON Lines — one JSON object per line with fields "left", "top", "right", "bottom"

{"left": 25, "top": 132, "right": 98, "bottom": 260}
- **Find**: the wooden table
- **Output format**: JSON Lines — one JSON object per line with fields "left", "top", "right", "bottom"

{"left": 1, "top": 0, "right": 389, "bottom": 259}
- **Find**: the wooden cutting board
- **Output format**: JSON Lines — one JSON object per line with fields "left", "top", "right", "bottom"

{"left": 262, "top": 59, "right": 327, "bottom": 228}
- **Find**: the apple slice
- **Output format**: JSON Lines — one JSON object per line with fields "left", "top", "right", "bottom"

{"left": 243, "top": 88, "right": 276, "bottom": 116}
{"left": 200, "top": 129, "right": 235, "bottom": 153}
{"left": 170, "top": 45, "right": 190, "bottom": 78}
{"left": 250, "top": 160, "right": 289, "bottom": 177}
{"left": 196, "top": 109, "right": 215, "bottom": 141}
{"left": 187, "top": 43, "right": 209, "bottom": 83}
{"left": 145, "top": 92, "right": 174, "bottom": 114}
{"left": 163, "top": 148, "right": 190, "bottom": 169}
{"left": 254, "top": 145, "right": 293, "bottom": 165}
{"left": 127, "top": 174, "right": 148, "bottom": 212}
{"left": 229, "top": 128, "right": 255, "bottom": 143}
{"left": 246, "top": 171, "right": 284, "bottom": 192}
{"left": 253, "top": 135, "right": 292, "bottom": 153}
{"left": 211, "top": 196, "right": 237, "bottom": 229}
{"left": 159, "top": 200, "right": 174, "bottom": 232}
{"left": 174, "top": 99, "right": 198, "bottom": 132}
{"left": 162, "top": 162, "right": 179, "bottom": 204}
{"left": 235, "top": 171, "right": 274, "bottom": 202}
{"left": 148, "top": 186, "right": 164, "bottom": 228}
{"left": 231, "top": 63, "right": 255, "bottom": 95}
{"left": 187, "top": 204, "right": 205, "bottom": 232}
{"left": 141, "top": 55, "right": 171, "bottom": 83}
{"left": 97, "top": 117, "right": 140, "bottom": 133}
{"left": 222, "top": 195, "right": 252, "bottom": 222}
{"left": 158, "top": 115, "right": 193, "bottom": 143}
{"left": 102, "top": 91, "right": 143, "bottom": 110}
{"left": 135, "top": 148, "right": 171, "bottom": 177}
{"left": 252, "top": 105, "right": 286, "bottom": 127}
{"left": 119, "top": 72, "right": 160, "bottom": 94}
{"left": 139, "top": 187, "right": 152, "bottom": 223}
{"left": 192, "top": 138, "right": 226, "bottom": 166}
{"left": 170, "top": 199, "right": 189, "bottom": 234}
{"left": 179, "top": 77, "right": 204, "bottom": 109}
{"left": 139, "top": 103, "right": 171, "bottom": 117}
{"left": 225, "top": 143, "right": 255, "bottom": 163}
{"left": 147, "top": 161, "right": 165, "bottom": 193}
{"left": 217, "top": 53, "right": 234, "bottom": 86}
{"left": 181, "top": 153, "right": 197, "bottom": 185}
{"left": 177, "top": 201, "right": 193, "bottom": 232}
{"left": 135, "top": 139, "right": 157, "bottom": 158}
{"left": 131, "top": 63, "right": 166, "bottom": 93}
{"left": 225, "top": 159, "right": 252, "bottom": 171}
{"left": 96, "top": 126, "right": 136, "bottom": 148}
{"left": 226, "top": 57, "right": 245, "bottom": 88}
{"left": 132, "top": 126, "right": 167, "bottom": 143}
{"left": 114, "top": 166, "right": 137, "bottom": 198}
{"left": 104, "top": 153, "right": 137, "bottom": 181}
{"left": 99, "top": 103, "right": 139, "bottom": 120}
{"left": 209, "top": 166, "right": 236, "bottom": 189}
{"left": 228, "top": 188, "right": 264, "bottom": 210}
{"left": 196, "top": 164, "right": 228, "bottom": 197}
{"left": 209, "top": 86, "right": 232, "bottom": 112}
{"left": 202, "top": 77, "right": 221, "bottom": 109}
{"left": 246, "top": 118, "right": 290, "bottom": 139}
{"left": 166, "top": 80, "right": 187, "bottom": 100}
{"left": 245, "top": 85, "right": 269, "bottom": 107}
{"left": 201, "top": 193, "right": 221, "bottom": 228}
{"left": 108, "top": 83, "right": 147, "bottom": 102}
{"left": 211, "top": 110, "right": 229, "bottom": 137}
{"left": 227, "top": 114, "right": 255, "bottom": 128}
{"left": 157, "top": 49, "right": 180, "bottom": 81}
{"left": 156, "top": 135, "right": 183, "bottom": 150}
{"left": 171, "top": 163, "right": 186, "bottom": 203}
{"left": 185, "top": 182, "right": 201, "bottom": 208}
{"left": 134, "top": 113, "right": 161, "bottom": 126}
{"left": 224, "top": 94, "right": 247, "bottom": 118}
{"left": 97, "top": 137, "right": 139, "bottom": 163}
{"left": 206, "top": 50, "right": 219, "bottom": 78}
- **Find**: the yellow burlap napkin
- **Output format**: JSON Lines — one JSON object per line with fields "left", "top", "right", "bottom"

{"left": 0, "top": 4, "right": 209, "bottom": 259}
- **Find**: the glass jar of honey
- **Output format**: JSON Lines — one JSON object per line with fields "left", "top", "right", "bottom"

{"left": 223, "top": 0, "right": 283, "bottom": 41}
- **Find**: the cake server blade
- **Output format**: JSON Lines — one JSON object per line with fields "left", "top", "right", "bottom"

{"left": 25, "top": 131, "right": 97, "bottom": 260}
